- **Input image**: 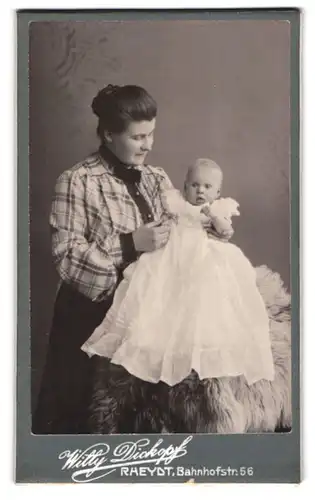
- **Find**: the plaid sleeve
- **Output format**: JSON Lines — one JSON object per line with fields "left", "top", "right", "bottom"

{"left": 152, "top": 167, "right": 177, "bottom": 222}
{"left": 157, "top": 167, "right": 174, "bottom": 193}
{"left": 50, "top": 170, "right": 123, "bottom": 302}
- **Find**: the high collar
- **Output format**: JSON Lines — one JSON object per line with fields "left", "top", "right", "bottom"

{"left": 99, "top": 143, "right": 142, "bottom": 184}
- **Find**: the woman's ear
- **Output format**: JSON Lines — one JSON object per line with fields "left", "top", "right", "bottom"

{"left": 103, "top": 130, "right": 113, "bottom": 143}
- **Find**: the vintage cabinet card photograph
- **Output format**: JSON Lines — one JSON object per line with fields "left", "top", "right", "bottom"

{"left": 16, "top": 8, "right": 300, "bottom": 483}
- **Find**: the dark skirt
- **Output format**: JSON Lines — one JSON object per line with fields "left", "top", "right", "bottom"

{"left": 32, "top": 282, "right": 114, "bottom": 434}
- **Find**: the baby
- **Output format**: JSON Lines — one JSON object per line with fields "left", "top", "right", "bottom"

{"left": 82, "top": 158, "right": 275, "bottom": 387}
{"left": 179, "top": 158, "right": 238, "bottom": 238}
{"left": 185, "top": 158, "right": 223, "bottom": 206}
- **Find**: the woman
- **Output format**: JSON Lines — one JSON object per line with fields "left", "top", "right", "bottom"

{"left": 33, "top": 84, "right": 229, "bottom": 434}
{"left": 32, "top": 84, "right": 177, "bottom": 434}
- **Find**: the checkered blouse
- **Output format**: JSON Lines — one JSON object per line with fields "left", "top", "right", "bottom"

{"left": 50, "top": 149, "right": 173, "bottom": 302}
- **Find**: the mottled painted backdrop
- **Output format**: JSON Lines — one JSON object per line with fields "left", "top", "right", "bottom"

{"left": 29, "top": 20, "right": 291, "bottom": 410}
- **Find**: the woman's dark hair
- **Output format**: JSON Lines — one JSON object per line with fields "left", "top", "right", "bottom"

{"left": 91, "top": 84, "right": 157, "bottom": 139}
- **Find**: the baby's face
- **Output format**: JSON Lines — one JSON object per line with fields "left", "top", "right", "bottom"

{"left": 185, "top": 166, "right": 222, "bottom": 205}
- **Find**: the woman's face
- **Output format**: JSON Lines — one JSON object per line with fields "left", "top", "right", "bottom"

{"left": 105, "top": 119, "right": 156, "bottom": 166}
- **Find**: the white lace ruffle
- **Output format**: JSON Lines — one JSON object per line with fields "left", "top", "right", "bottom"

{"left": 81, "top": 203, "right": 275, "bottom": 387}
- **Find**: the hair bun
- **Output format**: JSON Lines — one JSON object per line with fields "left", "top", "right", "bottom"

{"left": 91, "top": 84, "right": 120, "bottom": 117}
{"left": 104, "top": 84, "right": 120, "bottom": 95}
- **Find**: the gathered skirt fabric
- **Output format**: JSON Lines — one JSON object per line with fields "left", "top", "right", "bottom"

{"left": 82, "top": 219, "right": 275, "bottom": 387}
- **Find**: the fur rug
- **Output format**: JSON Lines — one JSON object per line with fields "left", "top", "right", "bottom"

{"left": 89, "top": 265, "right": 291, "bottom": 434}
{"left": 164, "top": 266, "right": 291, "bottom": 433}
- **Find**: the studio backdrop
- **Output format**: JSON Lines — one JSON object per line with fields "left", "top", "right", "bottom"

{"left": 29, "top": 20, "right": 291, "bottom": 411}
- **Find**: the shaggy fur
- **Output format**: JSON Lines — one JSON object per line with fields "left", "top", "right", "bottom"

{"left": 88, "top": 361, "right": 166, "bottom": 434}
{"left": 89, "top": 265, "right": 291, "bottom": 434}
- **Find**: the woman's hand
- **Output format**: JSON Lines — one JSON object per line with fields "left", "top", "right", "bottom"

{"left": 132, "top": 220, "right": 171, "bottom": 252}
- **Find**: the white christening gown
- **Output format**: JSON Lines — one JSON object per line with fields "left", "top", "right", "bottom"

{"left": 81, "top": 189, "right": 275, "bottom": 386}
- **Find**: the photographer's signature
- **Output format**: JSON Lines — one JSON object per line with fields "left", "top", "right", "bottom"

{"left": 58, "top": 436, "right": 193, "bottom": 482}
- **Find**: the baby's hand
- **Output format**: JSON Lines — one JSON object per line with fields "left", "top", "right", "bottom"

{"left": 202, "top": 220, "right": 233, "bottom": 241}
{"left": 219, "top": 226, "right": 234, "bottom": 241}
{"left": 212, "top": 215, "right": 232, "bottom": 233}
{"left": 204, "top": 215, "right": 234, "bottom": 241}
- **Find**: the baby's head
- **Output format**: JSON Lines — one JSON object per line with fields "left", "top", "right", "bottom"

{"left": 184, "top": 158, "right": 223, "bottom": 206}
